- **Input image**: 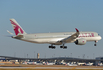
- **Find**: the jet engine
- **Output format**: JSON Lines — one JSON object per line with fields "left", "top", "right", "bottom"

{"left": 75, "top": 38, "right": 86, "bottom": 45}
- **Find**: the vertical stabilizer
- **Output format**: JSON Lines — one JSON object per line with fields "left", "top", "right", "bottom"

{"left": 10, "top": 19, "right": 27, "bottom": 35}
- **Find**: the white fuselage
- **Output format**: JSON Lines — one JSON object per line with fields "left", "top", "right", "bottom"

{"left": 14, "top": 31, "right": 101, "bottom": 45}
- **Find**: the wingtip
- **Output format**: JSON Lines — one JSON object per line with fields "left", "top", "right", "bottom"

{"left": 75, "top": 28, "right": 79, "bottom": 32}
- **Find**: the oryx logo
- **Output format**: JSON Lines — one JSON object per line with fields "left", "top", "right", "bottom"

{"left": 10, "top": 20, "right": 23, "bottom": 35}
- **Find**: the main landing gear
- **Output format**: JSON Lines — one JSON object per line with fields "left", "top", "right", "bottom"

{"left": 60, "top": 44, "right": 67, "bottom": 49}
{"left": 49, "top": 44, "right": 67, "bottom": 49}
{"left": 49, "top": 45, "right": 56, "bottom": 49}
{"left": 94, "top": 41, "right": 97, "bottom": 46}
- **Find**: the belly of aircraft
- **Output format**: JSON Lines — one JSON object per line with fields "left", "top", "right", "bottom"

{"left": 22, "top": 38, "right": 64, "bottom": 44}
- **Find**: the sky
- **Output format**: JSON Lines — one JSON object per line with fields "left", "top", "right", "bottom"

{"left": 0, "top": 0, "right": 103, "bottom": 59}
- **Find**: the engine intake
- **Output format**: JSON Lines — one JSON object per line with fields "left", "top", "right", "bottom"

{"left": 75, "top": 38, "right": 86, "bottom": 45}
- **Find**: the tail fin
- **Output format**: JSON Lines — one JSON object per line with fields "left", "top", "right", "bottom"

{"left": 10, "top": 19, "right": 27, "bottom": 35}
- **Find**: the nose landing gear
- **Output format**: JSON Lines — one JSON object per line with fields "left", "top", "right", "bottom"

{"left": 94, "top": 41, "right": 98, "bottom": 46}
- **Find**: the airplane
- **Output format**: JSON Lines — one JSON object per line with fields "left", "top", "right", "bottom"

{"left": 85, "top": 62, "right": 93, "bottom": 66}
{"left": 8, "top": 19, "right": 102, "bottom": 49}
{"left": 66, "top": 63, "right": 77, "bottom": 66}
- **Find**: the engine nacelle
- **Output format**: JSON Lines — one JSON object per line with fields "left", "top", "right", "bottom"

{"left": 75, "top": 38, "right": 86, "bottom": 45}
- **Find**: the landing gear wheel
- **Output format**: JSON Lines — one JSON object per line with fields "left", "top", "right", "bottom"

{"left": 94, "top": 41, "right": 97, "bottom": 46}
{"left": 94, "top": 44, "right": 97, "bottom": 46}
{"left": 60, "top": 46, "right": 67, "bottom": 49}
{"left": 49, "top": 45, "right": 56, "bottom": 49}
{"left": 63, "top": 46, "right": 67, "bottom": 49}
{"left": 52, "top": 46, "right": 56, "bottom": 49}
{"left": 60, "top": 46, "right": 63, "bottom": 48}
{"left": 49, "top": 46, "right": 51, "bottom": 48}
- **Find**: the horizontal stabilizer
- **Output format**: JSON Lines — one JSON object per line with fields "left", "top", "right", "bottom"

{"left": 7, "top": 30, "right": 14, "bottom": 35}
{"left": 12, "top": 35, "right": 24, "bottom": 39}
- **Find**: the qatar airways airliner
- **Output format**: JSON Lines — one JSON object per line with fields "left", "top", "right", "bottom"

{"left": 8, "top": 19, "right": 102, "bottom": 49}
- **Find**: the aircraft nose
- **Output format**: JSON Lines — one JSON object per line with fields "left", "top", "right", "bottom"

{"left": 99, "top": 36, "right": 102, "bottom": 40}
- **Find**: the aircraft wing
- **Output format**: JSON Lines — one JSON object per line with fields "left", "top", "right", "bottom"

{"left": 56, "top": 28, "right": 79, "bottom": 44}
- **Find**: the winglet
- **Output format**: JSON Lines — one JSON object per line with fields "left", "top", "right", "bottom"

{"left": 75, "top": 28, "right": 79, "bottom": 32}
